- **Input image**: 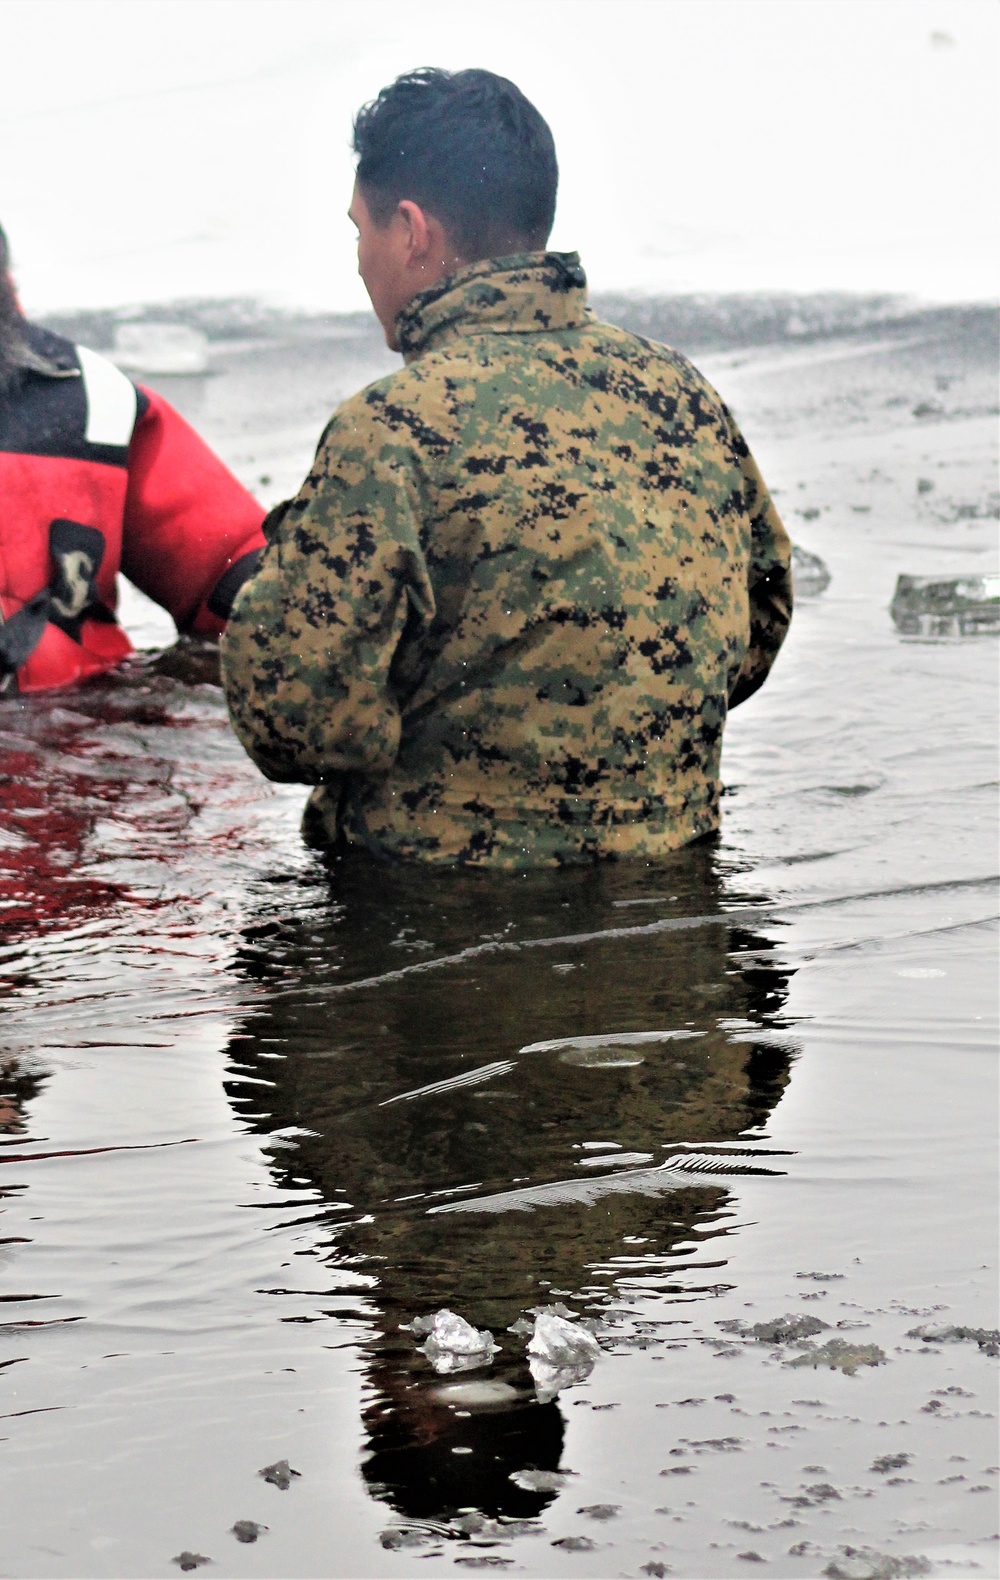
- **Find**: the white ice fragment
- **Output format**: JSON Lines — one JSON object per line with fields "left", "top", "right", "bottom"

{"left": 528, "top": 1301, "right": 577, "bottom": 1320}
{"left": 527, "top": 1309, "right": 602, "bottom": 1365}
{"left": 111, "top": 322, "right": 209, "bottom": 375}
{"left": 414, "top": 1308, "right": 499, "bottom": 1374}
{"left": 790, "top": 544, "right": 831, "bottom": 598}
{"left": 509, "top": 1468, "right": 574, "bottom": 1492}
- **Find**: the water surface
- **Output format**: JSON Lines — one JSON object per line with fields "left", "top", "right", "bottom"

{"left": 0, "top": 301, "right": 996, "bottom": 1578}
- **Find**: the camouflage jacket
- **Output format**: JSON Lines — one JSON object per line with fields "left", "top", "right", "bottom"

{"left": 221, "top": 252, "right": 792, "bottom": 867}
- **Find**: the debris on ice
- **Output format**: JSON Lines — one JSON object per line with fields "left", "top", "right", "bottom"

{"left": 230, "top": 1521, "right": 267, "bottom": 1543}
{"left": 257, "top": 1458, "right": 301, "bottom": 1489}
{"left": 906, "top": 1321, "right": 999, "bottom": 1356}
{"left": 787, "top": 1339, "right": 887, "bottom": 1374}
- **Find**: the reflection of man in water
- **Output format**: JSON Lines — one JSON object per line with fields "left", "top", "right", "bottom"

{"left": 221, "top": 68, "right": 792, "bottom": 867}
{"left": 225, "top": 851, "right": 796, "bottom": 1524}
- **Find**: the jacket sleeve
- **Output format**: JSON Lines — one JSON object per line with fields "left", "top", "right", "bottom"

{"left": 219, "top": 393, "right": 437, "bottom": 785}
{"left": 725, "top": 417, "right": 793, "bottom": 709}
{"left": 121, "top": 389, "right": 267, "bottom": 636}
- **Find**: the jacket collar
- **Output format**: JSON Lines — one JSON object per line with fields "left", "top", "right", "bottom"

{"left": 396, "top": 251, "right": 589, "bottom": 362}
{"left": 20, "top": 322, "right": 80, "bottom": 378}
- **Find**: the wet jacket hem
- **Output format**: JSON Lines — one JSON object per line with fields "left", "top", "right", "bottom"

{"left": 304, "top": 784, "right": 720, "bottom": 869}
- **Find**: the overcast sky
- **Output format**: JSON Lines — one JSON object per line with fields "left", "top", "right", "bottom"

{"left": 1, "top": 0, "right": 996, "bottom": 314}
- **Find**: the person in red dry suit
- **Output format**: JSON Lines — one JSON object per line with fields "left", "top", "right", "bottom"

{"left": 0, "top": 221, "right": 266, "bottom": 693}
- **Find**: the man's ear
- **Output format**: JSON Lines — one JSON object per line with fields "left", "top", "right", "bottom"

{"left": 397, "top": 201, "right": 433, "bottom": 266}
{"left": 2, "top": 272, "right": 23, "bottom": 313}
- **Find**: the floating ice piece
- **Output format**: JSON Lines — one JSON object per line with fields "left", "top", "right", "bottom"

{"left": 111, "top": 322, "right": 210, "bottom": 375}
{"left": 509, "top": 1468, "right": 574, "bottom": 1492}
{"left": 525, "top": 1309, "right": 602, "bottom": 1400}
{"left": 890, "top": 573, "right": 1000, "bottom": 638}
{"left": 413, "top": 1309, "right": 499, "bottom": 1373}
{"left": 527, "top": 1309, "right": 602, "bottom": 1365}
{"left": 791, "top": 545, "right": 831, "bottom": 597}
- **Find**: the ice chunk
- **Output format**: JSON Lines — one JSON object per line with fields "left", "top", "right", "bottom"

{"left": 111, "top": 322, "right": 210, "bottom": 375}
{"left": 413, "top": 1308, "right": 499, "bottom": 1373}
{"left": 791, "top": 545, "right": 831, "bottom": 598}
{"left": 527, "top": 1309, "right": 602, "bottom": 1364}
{"left": 525, "top": 1308, "right": 601, "bottom": 1398}
{"left": 890, "top": 573, "right": 1000, "bottom": 638}
{"left": 509, "top": 1468, "right": 574, "bottom": 1492}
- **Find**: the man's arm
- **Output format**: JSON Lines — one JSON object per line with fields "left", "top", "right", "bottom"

{"left": 725, "top": 424, "right": 793, "bottom": 709}
{"left": 121, "top": 389, "right": 266, "bottom": 636}
{"left": 219, "top": 394, "right": 437, "bottom": 785}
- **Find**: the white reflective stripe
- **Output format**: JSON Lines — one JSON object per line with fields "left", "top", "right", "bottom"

{"left": 77, "top": 345, "right": 137, "bottom": 448}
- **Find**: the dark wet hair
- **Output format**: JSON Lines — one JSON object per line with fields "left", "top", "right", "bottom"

{"left": 0, "top": 221, "right": 21, "bottom": 393}
{"left": 0, "top": 221, "right": 27, "bottom": 396}
{"left": 352, "top": 68, "right": 558, "bottom": 260}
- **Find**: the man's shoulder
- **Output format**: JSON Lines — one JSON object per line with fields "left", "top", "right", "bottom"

{"left": 322, "top": 318, "right": 728, "bottom": 457}
{"left": 581, "top": 315, "right": 726, "bottom": 400}
{"left": 412, "top": 316, "right": 724, "bottom": 409}
{"left": 321, "top": 365, "right": 456, "bottom": 465}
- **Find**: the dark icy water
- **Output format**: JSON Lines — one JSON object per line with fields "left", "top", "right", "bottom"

{"left": 0, "top": 301, "right": 997, "bottom": 1578}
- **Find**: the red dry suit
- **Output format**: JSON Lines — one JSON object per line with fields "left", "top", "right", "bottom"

{"left": 0, "top": 322, "right": 265, "bottom": 693}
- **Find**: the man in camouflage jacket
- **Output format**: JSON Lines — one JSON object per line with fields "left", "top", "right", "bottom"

{"left": 221, "top": 70, "right": 792, "bottom": 868}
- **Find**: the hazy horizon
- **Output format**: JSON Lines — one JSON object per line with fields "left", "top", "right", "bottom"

{"left": 2, "top": 0, "right": 997, "bottom": 316}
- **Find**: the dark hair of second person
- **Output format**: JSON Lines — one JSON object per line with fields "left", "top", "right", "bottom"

{"left": 351, "top": 68, "right": 558, "bottom": 260}
{"left": 0, "top": 222, "right": 28, "bottom": 396}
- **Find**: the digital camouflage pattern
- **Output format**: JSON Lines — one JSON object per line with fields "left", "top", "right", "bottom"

{"left": 221, "top": 251, "right": 792, "bottom": 867}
